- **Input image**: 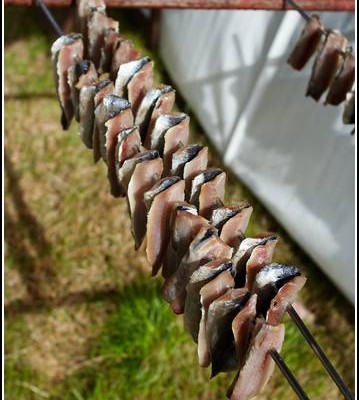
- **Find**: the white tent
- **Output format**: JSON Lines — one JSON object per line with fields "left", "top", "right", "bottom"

{"left": 160, "top": 10, "right": 355, "bottom": 303}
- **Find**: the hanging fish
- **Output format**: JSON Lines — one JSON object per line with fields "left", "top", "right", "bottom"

{"left": 211, "top": 204, "right": 253, "bottom": 248}
{"left": 325, "top": 52, "right": 355, "bottom": 105}
{"left": 135, "top": 85, "right": 176, "bottom": 142}
{"left": 206, "top": 288, "right": 250, "bottom": 377}
{"left": 99, "top": 27, "right": 120, "bottom": 74}
{"left": 232, "top": 294, "right": 258, "bottom": 366}
{"left": 126, "top": 152, "right": 164, "bottom": 249}
{"left": 68, "top": 60, "right": 98, "bottom": 122}
{"left": 184, "top": 259, "right": 232, "bottom": 342}
{"left": 162, "top": 226, "right": 233, "bottom": 314}
{"left": 51, "top": 33, "right": 84, "bottom": 130}
{"left": 252, "top": 263, "right": 301, "bottom": 317}
{"left": 104, "top": 101, "right": 135, "bottom": 197}
{"left": 79, "top": 79, "right": 112, "bottom": 151}
{"left": 117, "top": 149, "right": 160, "bottom": 195}
{"left": 287, "top": 15, "right": 324, "bottom": 70}
{"left": 162, "top": 202, "right": 209, "bottom": 279}
{"left": 115, "top": 126, "right": 143, "bottom": 176}
{"left": 198, "top": 269, "right": 235, "bottom": 367}
{"left": 88, "top": 10, "right": 119, "bottom": 70}
{"left": 77, "top": 0, "right": 106, "bottom": 57}
{"left": 148, "top": 112, "right": 190, "bottom": 174}
{"left": 144, "top": 177, "right": 185, "bottom": 275}
{"left": 93, "top": 94, "right": 132, "bottom": 169}
{"left": 115, "top": 57, "right": 154, "bottom": 115}
{"left": 245, "top": 237, "right": 278, "bottom": 292}
{"left": 189, "top": 168, "right": 226, "bottom": 219}
{"left": 306, "top": 30, "right": 348, "bottom": 101}
{"left": 110, "top": 37, "right": 140, "bottom": 81}
{"left": 228, "top": 322, "right": 285, "bottom": 400}
{"left": 266, "top": 275, "right": 307, "bottom": 326}
{"left": 231, "top": 236, "right": 277, "bottom": 288}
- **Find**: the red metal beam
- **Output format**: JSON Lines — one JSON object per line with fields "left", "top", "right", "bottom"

{"left": 3, "top": 0, "right": 355, "bottom": 11}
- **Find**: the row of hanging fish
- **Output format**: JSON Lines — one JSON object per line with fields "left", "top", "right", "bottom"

{"left": 287, "top": 14, "right": 355, "bottom": 127}
{"left": 51, "top": 2, "right": 307, "bottom": 398}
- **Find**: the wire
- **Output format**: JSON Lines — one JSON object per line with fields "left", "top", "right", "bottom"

{"left": 35, "top": 0, "right": 64, "bottom": 37}
{"left": 270, "top": 349, "right": 310, "bottom": 400}
{"left": 287, "top": 304, "right": 354, "bottom": 400}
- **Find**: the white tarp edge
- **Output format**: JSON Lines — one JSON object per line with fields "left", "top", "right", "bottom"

{"left": 160, "top": 10, "right": 355, "bottom": 303}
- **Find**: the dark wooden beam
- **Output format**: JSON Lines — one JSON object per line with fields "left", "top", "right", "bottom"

{"left": 3, "top": 0, "right": 356, "bottom": 11}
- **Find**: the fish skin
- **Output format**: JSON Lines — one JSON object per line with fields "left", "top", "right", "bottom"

{"left": 110, "top": 37, "right": 140, "bottom": 81}
{"left": 199, "top": 172, "right": 226, "bottom": 219}
{"left": 162, "top": 203, "right": 209, "bottom": 279}
{"left": 252, "top": 263, "right": 301, "bottom": 316}
{"left": 232, "top": 294, "right": 258, "bottom": 367}
{"left": 229, "top": 323, "right": 285, "bottom": 400}
{"left": 162, "top": 226, "right": 233, "bottom": 315}
{"left": 148, "top": 112, "right": 187, "bottom": 153}
{"left": 184, "top": 259, "right": 232, "bottom": 342}
{"left": 68, "top": 60, "right": 98, "bottom": 122}
{"left": 79, "top": 84, "right": 96, "bottom": 148}
{"left": 51, "top": 34, "right": 84, "bottom": 130}
{"left": 211, "top": 204, "right": 253, "bottom": 248}
{"left": 266, "top": 275, "right": 307, "bottom": 325}
{"left": 183, "top": 146, "right": 209, "bottom": 197}
{"left": 198, "top": 269, "right": 235, "bottom": 367}
{"left": 245, "top": 237, "right": 278, "bottom": 292}
{"left": 231, "top": 236, "right": 277, "bottom": 288}
{"left": 127, "top": 157, "right": 164, "bottom": 249}
{"left": 105, "top": 109, "right": 135, "bottom": 197}
{"left": 99, "top": 28, "right": 119, "bottom": 74}
{"left": 145, "top": 177, "right": 185, "bottom": 275}
{"left": 306, "top": 30, "right": 348, "bottom": 101}
{"left": 162, "top": 116, "right": 190, "bottom": 176}
{"left": 116, "top": 127, "right": 142, "bottom": 167}
{"left": 118, "top": 150, "right": 160, "bottom": 195}
{"left": 325, "top": 52, "right": 355, "bottom": 105}
{"left": 92, "top": 80, "right": 114, "bottom": 163}
{"left": 115, "top": 57, "right": 154, "bottom": 115}
{"left": 95, "top": 94, "right": 132, "bottom": 163}
{"left": 88, "top": 11, "right": 118, "bottom": 70}
{"left": 287, "top": 15, "right": 324, "bottom": 70}
{"left": 206, "top": 288, "right": 250, "bottom": 377}
{"left": 170, "top": 144, "right": 204, "bottom": 177}
{"left": 77, "top": 0, "right": 106, "bottom": 58}
{"left": 189, "top": 168, "right": 223, "bottom": 207}
{"left": 135, "top": 85, "right": 176, "bottom": 143}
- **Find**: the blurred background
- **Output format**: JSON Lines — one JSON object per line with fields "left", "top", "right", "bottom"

{"left": 4, "top": 4, "right": 355, "bottom": 400}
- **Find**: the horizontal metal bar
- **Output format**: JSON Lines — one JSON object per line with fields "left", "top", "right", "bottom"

{"left": 3, "top": 0, "right": 355, "bottom": 11}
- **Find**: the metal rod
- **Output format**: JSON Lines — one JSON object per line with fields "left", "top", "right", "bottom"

{"left": 269, "top": 349, "right": 310, "bottom": 400}
{"left": 287, "top": 304, "right": 354, "bottom": 400}
{"left": 35, "top": 0, "right": 64, "bottom": 36}
{"left": 284, "top": 0, "right": 310, "bottom": 21}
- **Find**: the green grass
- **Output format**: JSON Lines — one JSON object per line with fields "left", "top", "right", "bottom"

{"left": 4, "top": 6, "right": 354, "bottom": 400}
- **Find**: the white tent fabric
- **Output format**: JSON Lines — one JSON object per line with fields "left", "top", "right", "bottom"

{"left": 159, "top": 10, "right": 355, "bottom": 303}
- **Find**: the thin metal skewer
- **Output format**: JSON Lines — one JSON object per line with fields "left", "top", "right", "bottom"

{"left": 287, "top": 304, "right": 354, "bottom": 400}
{"left": 35, "top": 0, "right": 64, "bottom": 36}
{"left": 284, "top": 0, "right": 310, "bottom": 22}
{"left": 269, "top": 349, "right": 310, "bottom": 400}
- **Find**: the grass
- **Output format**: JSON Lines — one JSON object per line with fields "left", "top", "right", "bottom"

{"left": 4, "top": 6, "right": 354, "bottom": 400}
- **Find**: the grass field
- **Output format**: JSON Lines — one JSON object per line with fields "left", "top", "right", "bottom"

{"left": 4, "top": 6, "right": 355, "bottom": 400}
